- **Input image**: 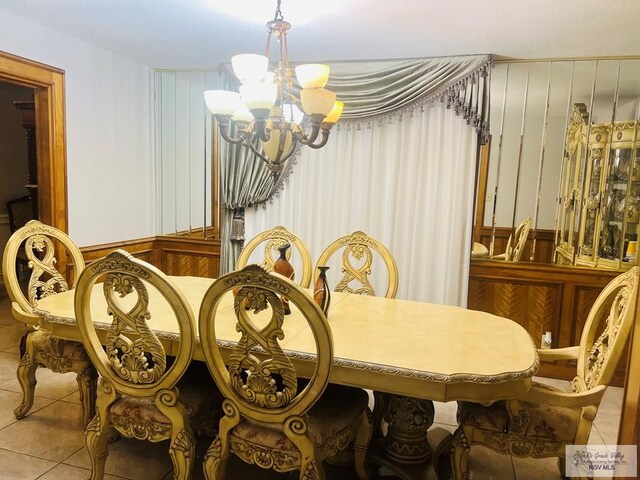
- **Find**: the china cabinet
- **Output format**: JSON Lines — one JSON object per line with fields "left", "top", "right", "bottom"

{"left": 555, "top": 103, "right": 640, "bottom": 270}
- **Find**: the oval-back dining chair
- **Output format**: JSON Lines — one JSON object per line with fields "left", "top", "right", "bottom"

{"left": 74, "top": 249, "right": 217, "bottom": 480}
{"left": 1, "top": 219, "right": 97, "bottom": 426}
{"left": 199, "top": 264, "right": 372, "bottom": 480}
{"left": 315, "top": 231, "right": 398, "bottom": 299}
{"left": 452, "top": 266, "right": 639, "bottom": 479}
{"left": 492, "top": 217, "right": 531, "bottom": 262}
{"left": 237, "top": 225, "right": 313, "bottom": 288}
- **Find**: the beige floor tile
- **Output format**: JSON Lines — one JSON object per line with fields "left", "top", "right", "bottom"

{"left": 599, "top": 386, "right": 624, "bottom": 414}
{"left": 61, "top": 390, "right": 82, "bottom": 404}
{"left": 0, "top": 400, "right": 84, "bottom": 462}
{"left": 588, "top": 426, "right": 608, "bottom": 445}
{"left": 0, "top": 323, "right": 25, "bottom": 353}
{"left": 65, "top": 437, "right": 173, "bottom": 480}
{"left": 0, "top": 447, "right": 58, "bottom": 479}
{"left": 464, "top": 445, "right": 516, "bottom": 480}
{"left": 433, "top": 401, "right": 458, "bottom": 426}
{"left": 533, "top": 376, "right": 571, "bottom": 391}
{"left": 512, "top": 455, "right": 563, "bottom": 480}
{"left": 593, "top": 411, "right": 621, "bottom": 446}
{"left": 0, "top": 368, "right": 80, "bottom": 401}
{"left": 0, "top": 351, "right": 21, "bottom": 384}
{"left": 0, "top": 388, "right": 55, "bottom": 428}
{"left": 37, "top": 463, "right": 127, "bottom": 480}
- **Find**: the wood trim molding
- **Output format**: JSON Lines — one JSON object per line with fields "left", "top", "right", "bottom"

{"left": 0, "top": 50, "right": 67, "bottom": 234}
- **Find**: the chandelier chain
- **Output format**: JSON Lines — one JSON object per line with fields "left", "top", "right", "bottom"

{"left": 273, "top": 0, "right": 284, "bottom": 21}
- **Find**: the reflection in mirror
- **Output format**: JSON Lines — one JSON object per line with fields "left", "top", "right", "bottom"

{"left": 154, "top": 70, "right": 223, "bottom": 238}
{"left": 479, "top": 58, "right": 640, "bottom": 270}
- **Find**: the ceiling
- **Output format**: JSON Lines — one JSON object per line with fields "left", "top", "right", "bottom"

{"left": 2, "top": 0, "right": 639, "bottom": 69}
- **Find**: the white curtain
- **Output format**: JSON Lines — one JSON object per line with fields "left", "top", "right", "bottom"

{"left": 244, "top": 103, "right": 477, "bottom": 306}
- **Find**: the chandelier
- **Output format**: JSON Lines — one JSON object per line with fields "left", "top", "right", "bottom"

{"left": 204, "top": 0, "right": 343, "bottom": 175}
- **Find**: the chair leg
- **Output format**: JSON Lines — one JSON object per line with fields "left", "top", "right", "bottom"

{"left": 77, "top": 364, "right": 98, "bottom": 428}
{"left": 203, "top": 402, "right": 240, "bottom": 480}
{"left": 354, "top": 410, "right": 372, "bottom": 480}
{"left": 84, "top": 402, "right": 116, "bottom": 480}
{"left": 558, "top": 456, "right": 569, "bottom": 479}
{"left": 451, "top": 428, "right": 470, "bottom": 480}
{"left": 14, "top": 332, "right": 38, "bottom": 420}
{"left": 168, "top": 427, "right": 196, "bottom": 480}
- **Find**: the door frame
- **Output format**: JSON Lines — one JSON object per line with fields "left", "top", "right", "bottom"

{"left": 0, "top": 50, "right": 67, "bottom": 233}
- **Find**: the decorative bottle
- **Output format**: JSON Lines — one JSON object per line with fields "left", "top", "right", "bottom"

{"left": 314, "top": 266, "right": 331, "bottom": 316}
{"left": 273, "top": 243, "right": 295, "bottom": 314}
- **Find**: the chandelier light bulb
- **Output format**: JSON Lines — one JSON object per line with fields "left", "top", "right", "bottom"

{"left": 204, "top": 90, "right": 242, "bottom": 115}
{"left": 295, "top": 64, "right": 330, "bottom": 89}
{"left": 232, "top": 54, "right": 269, "bottom": 84}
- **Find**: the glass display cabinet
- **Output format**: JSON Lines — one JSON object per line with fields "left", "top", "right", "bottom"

{"left": 555, "top": 103, "right": 640, "bottom": 269}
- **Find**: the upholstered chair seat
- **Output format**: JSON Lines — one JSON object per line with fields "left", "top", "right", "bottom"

{"left": 230, "top": 384, "right": 369, "bottom": 457}
{"left": 109, "top": 378, "right": 222, "bottom": 439}
{"left": 457, "top": 382, "right": 582, "bottom": 444}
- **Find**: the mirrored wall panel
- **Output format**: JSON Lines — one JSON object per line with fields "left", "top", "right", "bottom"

{"left": 154, "top": 70, "right": 223, "bottom": 237}
{"left": 480, "top": 58, "right": 640, "bottom": 269}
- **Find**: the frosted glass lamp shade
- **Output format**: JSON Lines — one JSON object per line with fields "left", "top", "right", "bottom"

{"left": 282, "top": 103, "right": 304, "bottom": 124}
{"left": 240, "top": 83, "right": 277, "bottom": 110}
{"left": 262, "top": 129, "right": 293, "bottom": 161}
{"left": 300, "top": 88, "right": 337, "bottom": 115}
{"left": 204, "top": 90, "right": 241, "bottom": 115}
{"left": 323, "top": 101, "right": 344, "bottom": 123}
{"left": 231, "top": 54, "right": 269, "bottom": 83}
{"left": 295, "top": 64, "right": 330, "bottom": 88}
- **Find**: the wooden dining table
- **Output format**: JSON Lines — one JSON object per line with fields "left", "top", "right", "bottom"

{"left": 34, "top": 274, "right": 538, "bottom": 477}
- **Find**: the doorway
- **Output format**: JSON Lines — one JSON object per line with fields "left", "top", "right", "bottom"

{"left": 0, "top": 50, "right": 69, "bottom": 281}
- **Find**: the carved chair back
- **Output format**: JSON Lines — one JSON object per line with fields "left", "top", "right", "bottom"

{"left": 2, "top": 219, "right": 85, "bottom": 322}
{"left": 505, "top": 217, "right": 531, "bottom": 262}
{"left": 74, "top": 249, "right": 195, "bottom": 398}
{"left": 237, "top": 226, "right": 313, "bottom": 288}
{"left": 315, "top": 231, "right": 398, "bottom": 298}
{"left": 199, "top": 264, "right": 332, "bottom": 425}
{"left": 574, "top": 266, "right": 639, "bottom": 393}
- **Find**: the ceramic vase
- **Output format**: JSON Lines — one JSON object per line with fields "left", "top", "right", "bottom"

{"left": 273, "top": 243, "right": 295, "bottom": 314}
{"left": 314, "top": 266, "right": 331, "bottom": 316}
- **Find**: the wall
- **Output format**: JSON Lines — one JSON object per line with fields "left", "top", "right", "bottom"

{"left": 0, "top": 9, "right": 155, "bottom": 246}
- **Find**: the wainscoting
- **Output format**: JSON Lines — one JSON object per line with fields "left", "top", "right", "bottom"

{"left": 75, "top": 235, "right": 221, "bottom": 279}
{"left": 468, "top": 259, "right": 626, "bottom": 386}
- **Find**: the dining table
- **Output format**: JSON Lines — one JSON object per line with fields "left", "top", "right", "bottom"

{"left": 33, "top": 274, "right": 539, "bottom": 478}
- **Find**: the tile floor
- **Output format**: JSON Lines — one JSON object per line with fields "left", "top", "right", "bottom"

{"left": 0, "top": 289, "right": 623, "bottom": 479}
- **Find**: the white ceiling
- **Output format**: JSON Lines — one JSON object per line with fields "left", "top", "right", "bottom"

{"left": 1, "top": 0, "right": 639, "bottom": 69}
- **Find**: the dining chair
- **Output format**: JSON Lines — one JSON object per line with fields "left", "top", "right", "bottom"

{"left": 74, "top": 249, "right": 222, "bottom": 480}
{"left": 451, "top": 266, "right": 639, "bottom": 480}
{"left": 198, "top": 264, "right": 372, "bottom": 480}
{"left": 1, "top": 219, "right": 97, "bottom": 426}
{"left": 237, "top": 225, "right": 313, "bottom": 288}
{"left": 315, "top": 230, "right": 398, "bottom": 298}
{"left": 492, "top": 217, "right": 531, "bottom": 262}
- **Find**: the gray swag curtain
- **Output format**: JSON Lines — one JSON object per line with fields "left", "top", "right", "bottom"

{"left": 219, "top": 54, "right": 492, "bottom": 272}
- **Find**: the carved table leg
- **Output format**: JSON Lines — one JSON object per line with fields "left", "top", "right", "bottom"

{"left": 382, "top": 394, "right": 435, "bottom": 464}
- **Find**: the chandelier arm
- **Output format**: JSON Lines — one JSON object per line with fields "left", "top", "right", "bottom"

{"left": 246, "top": 141, "right": 272, "bottom": 165}
{"left": 307, "top": 130, "right": 331, "bottom": 149}
{"left": 217, "top": 121, "right": 247, "bottom": 145}
{"left": 298, "top": 124, "right": 321, "bottom": 146}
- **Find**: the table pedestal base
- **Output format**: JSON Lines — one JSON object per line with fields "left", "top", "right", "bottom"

{"left": 381, "top": 394, "right": 435, "bottom": 464}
